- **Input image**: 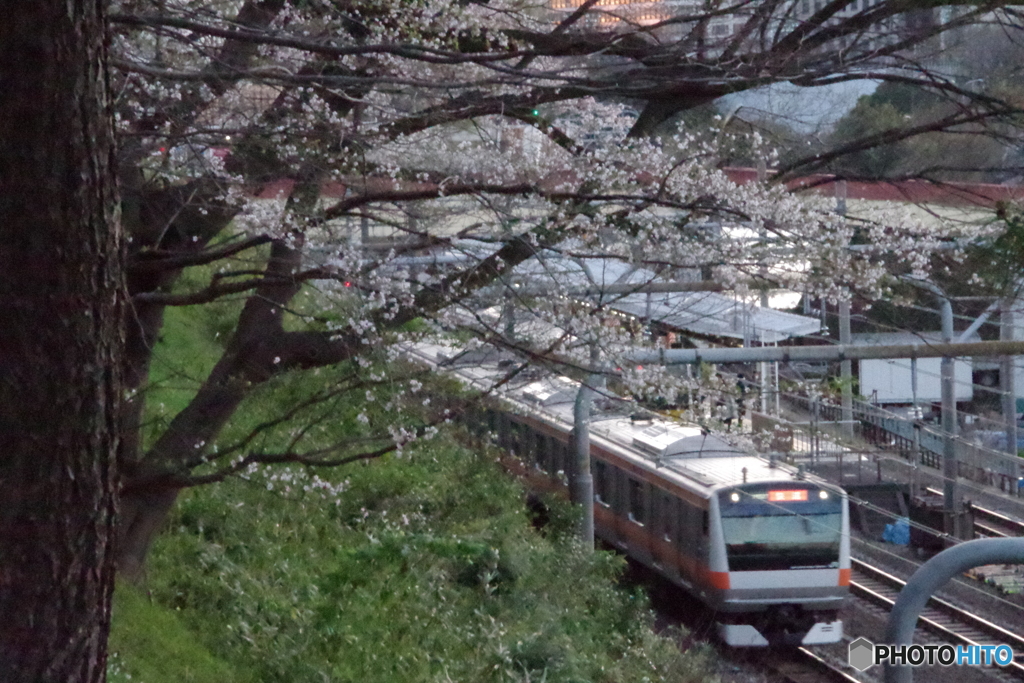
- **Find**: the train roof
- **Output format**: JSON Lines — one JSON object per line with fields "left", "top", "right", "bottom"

{"left": 545, "top": 403, "right": 824, "bottom": 493}
{"left": 409, "top": 340, "right": 836, "bottom": 495}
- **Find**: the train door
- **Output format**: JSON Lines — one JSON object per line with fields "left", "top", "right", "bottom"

{"left": 534, "top": 433, "right": 549, "bottom": 473}
{"left": 609, "top": 464, "right": 628, "bottom": 550}
{"left": 592, "top": 459, "right": 616, "bottom": 545}
{"left": 625, "top": 477, "right": 653, "bottom": 564}
{"left": 676, "top": 498, "right": 709, "bottom": 590}
{"left": 651, "top": 490, "right": 675, "bottom": 576}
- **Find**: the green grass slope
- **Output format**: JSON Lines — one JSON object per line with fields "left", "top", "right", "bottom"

{"left": 110, "top": 299, "right": 714, "bottom": 683}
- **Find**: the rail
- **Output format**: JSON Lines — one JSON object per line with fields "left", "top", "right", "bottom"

{"left": 921, "top": 487, "right": 1024, "bottom": 538}
{"left": 850, "top": 558, "right": 1024, "bottom": 678}
{"left": 768, "top": 648, "right": 866, "bottom": 683}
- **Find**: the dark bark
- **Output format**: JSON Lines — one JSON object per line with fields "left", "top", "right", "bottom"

{"left": 117, "top": 237, "right": 309, "bottom": 575}
{"left": 0, "top": 0, "right": 123, "bottom": 681}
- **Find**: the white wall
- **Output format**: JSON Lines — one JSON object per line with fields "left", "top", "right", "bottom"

{"left": 859, "top": 357, "right": 973, "bottom": 404}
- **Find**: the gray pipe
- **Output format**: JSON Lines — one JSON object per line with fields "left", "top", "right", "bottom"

{"left": 884, "top": 538, "right": 1024, "bottom": 683}
{"left": 626, "top": 340, "right": 1024, "bottom": 366}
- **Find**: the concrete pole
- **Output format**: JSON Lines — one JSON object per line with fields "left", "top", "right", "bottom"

{"left": 939, "top": 296, "right": 960, "bottom": 537}
{"left": 835, "top": 179, "right": 848, "bottom": 215}
{"left": 884, "top": 538, "right": 1024, "bottom": 683}
{"left": 840, "top": 296, "right": 854, "bottom": 439}
{"left": 835, "top": 194, "right": 851, "bottom": 436}
{"left": 760, "top": 359, "right": 769, "bottom": 414}
{"left": 774, "top": 357, "right": 780, "bottom": 416}
{"left": 911, "top": 357, "right": 918, "bottom": 418}
{"left": 572, "top": 343, "right": 602, "bottom": 551}
{"left": 1001, "top": 298, "right": 1019, "bottom": 492}
{"left": 757, "top": 159, "right": 770, "bottom": 309}
{"left": 572, "top": 374, "right": 597, "bottom": 551}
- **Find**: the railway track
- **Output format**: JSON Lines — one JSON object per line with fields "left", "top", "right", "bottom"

{"left": 974, "top": 507, "right": 1024, "bottom": 539}
{"left": 922, "top": 487, "right": 1024, "bottom": 538}
{"left": 850, "top": 558, "right": 1024, "bottom": 679}
{"left": 767, "top": 647, "right": 865, "bottom": 683}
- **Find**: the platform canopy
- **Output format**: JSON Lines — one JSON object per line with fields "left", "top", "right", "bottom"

{"left": 510, "top": 250, "right": 821, "bottom": 343}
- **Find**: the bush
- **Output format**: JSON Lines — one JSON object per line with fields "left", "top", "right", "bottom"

{"left": 118, "top": 435, "right": 713, "bottom": 683}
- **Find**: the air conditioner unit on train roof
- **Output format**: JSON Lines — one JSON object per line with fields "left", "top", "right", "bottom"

{"left": 662, "top": 432, "right": 740, "bottom": 459}
{"left": 521, "top": 377, "right": 577, "bottom": 406}
{"left": 632, "top": 423, "right": 703, "bottom": 457}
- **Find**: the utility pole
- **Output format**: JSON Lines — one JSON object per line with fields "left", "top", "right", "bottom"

{"left": 572, "top": 375, "right": 597, "bottom": 550}
{"left": 897, "top": 278, "right": 960, "bottom": 537}
{"left": 1001, "top": 297, "right": 1019, "bottom": 493}
{"left": 572, "top": 346, "right": 603, "bottom": 550}
{"left": 938, "top": 294, "right": 960, "bottom": 538}
{"left": 835, "top": 178, "right": 853, "bottom": 441}
{"left": 840, "top": 295, "right": 854, "bottom": 439}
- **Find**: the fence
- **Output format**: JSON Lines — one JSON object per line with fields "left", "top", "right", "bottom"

{"left": 770, "top": 395, "right": 1023, "bottom": 495}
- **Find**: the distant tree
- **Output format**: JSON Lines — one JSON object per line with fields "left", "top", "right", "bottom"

{"left": 826, "top": 81, "right": 1014, "bottom": 181}
{"left": 0, "top": 0, "right": 123, "bottom": 681}
{"left": 828, "top": 85, "right": 921, "bottom": 177}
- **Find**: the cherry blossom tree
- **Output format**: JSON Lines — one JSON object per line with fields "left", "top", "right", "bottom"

{"left": 0, "top": 0, "right": 123, "bottom": 680}
{"left": 108, "top": 0, "right": 1019, "bottom": 575}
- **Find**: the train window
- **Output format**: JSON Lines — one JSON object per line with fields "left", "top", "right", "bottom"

{"left": 628, "top": 479, "right": 645, "bottom": 526}
{"left": 661, "top": 493, "right": 673, "bottom": 542}
{"left": 702, "top": 510, "right": 709, "bottom": 536}
{"left": 594, "top": 461, "right": 610, "bottom": 506}
{"left": 524, "top": 428, "right": 537, "bottom": 461}
{"left": 719, "top": 490, "right": 842, "bottom": 571}
{"left": 498, "top": 414, "right": 511, "bottom": 449}
{"left": 676, "top": 504, "right": 688, "bottom": 545}
{"left": 535, "top": 435, "right": 548, "bottom": 471}
{"left": 553, "top": 443, "right": 566, "bottom": 476}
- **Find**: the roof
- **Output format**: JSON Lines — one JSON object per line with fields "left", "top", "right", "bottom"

{"left": 610, "top": 290, "right": 821, "bottom": 342}
{"left": 510, "top": 251, "right": 821, "bottom": 342}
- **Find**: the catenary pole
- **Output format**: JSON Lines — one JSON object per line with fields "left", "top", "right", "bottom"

{"left": 938, "top": 295, "right": 960, "bottom": 536}
{"left": 1001, "top": 297, "right": 1019, "bottom": 494}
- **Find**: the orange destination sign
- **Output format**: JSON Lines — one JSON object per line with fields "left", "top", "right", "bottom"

{"left": 767, "top": 489, "right": 808, "bottom": 502}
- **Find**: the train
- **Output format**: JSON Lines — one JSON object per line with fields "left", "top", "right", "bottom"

{"left": 407, "top": 340, "right": 851, "bottom": 647}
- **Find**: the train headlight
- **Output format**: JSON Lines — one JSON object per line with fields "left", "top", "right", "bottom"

{"left": 730, "top": 492, "right": 741, "bottom": 503}
{"left": 819, "top": 490, "right": 829, "bottom": 500}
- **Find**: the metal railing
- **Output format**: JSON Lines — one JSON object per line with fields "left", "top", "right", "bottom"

{"left": 751, "top": 394, "right": 1023, "bottom": 496}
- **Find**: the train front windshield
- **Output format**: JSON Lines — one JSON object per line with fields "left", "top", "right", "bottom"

{"left": 719, "top": 486, "right": 842, "bottom": 572}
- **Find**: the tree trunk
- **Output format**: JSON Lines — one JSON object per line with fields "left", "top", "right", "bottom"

{"left": 116, "top": 238, "right": 306, "bottom": 576}
{"left": 0, "top": 0, "right": 123, "bottom": 681}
